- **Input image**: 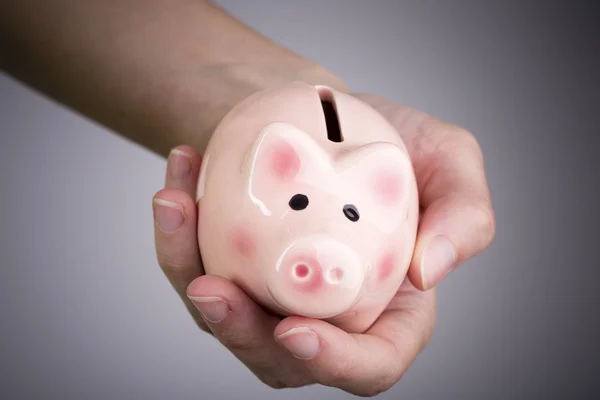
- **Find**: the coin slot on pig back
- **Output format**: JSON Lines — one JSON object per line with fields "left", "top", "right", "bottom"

{"left": 318, "top": 86, "right": 344, "bottom": 143}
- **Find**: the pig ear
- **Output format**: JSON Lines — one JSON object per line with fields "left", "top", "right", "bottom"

{"left": 244, "top": 122, "right": 331, "bottom": 196}
{"left": 337, "top": 142, "right": 413, "bottom": 223}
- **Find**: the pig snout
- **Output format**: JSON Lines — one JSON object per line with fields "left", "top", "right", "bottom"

{"left": 267, "top": 236, "right": 365, "bottom": 319}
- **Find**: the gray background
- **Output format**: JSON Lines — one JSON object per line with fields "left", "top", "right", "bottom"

{"left": 1, "top": 1, "right": 598, "bottom": 399}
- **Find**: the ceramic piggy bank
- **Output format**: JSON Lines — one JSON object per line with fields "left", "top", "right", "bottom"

{"left": 196, "top": 82, "right": 419, "bottom": 333}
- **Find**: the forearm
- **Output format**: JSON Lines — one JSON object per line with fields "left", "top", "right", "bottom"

{"left": 0, "top": 0, "right": 348, "bottom": 157}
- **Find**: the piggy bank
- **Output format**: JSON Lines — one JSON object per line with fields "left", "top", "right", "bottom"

{"left": 196, "top": 82, "right": 419, "bottom": 333}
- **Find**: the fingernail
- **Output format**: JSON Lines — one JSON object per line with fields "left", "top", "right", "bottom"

{"left": 422, "top": 235, "right": 457, "bottom": 289}
{"left": 169, "top": 149, "right": 192, "bottom": 180}
{"left": 277, "top": 327, "right": 320, "bottom": 360}
{"left": 188, "top": 296, "right": 230, "bottom": 323}
{"left": 153, "top": 198, "right": 184, "bottom": 234}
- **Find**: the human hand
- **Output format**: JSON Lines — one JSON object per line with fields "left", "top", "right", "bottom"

{"left": 151, "top": 94, "right": 494, "bottom": 396}
{"left": 351, "top": 94, "right": 496, "bottom": 290}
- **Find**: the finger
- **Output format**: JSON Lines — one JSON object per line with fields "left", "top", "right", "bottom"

{"left": 348, "top": 96, "right": 495, "bottom": 291}
{"left": 187, "top": 275, "right": 311, "bottom": 388}
{"left": 164, "top": 145, "right": 202, "bottom": 197}
{"left": 152, "top": 187, "right": 206, "bottom": 330}
{"left": 406, "top": 122, "right": 496, "bottom": 290}
{"left": 273, "top": 281, "right": 436, "bottom": 397}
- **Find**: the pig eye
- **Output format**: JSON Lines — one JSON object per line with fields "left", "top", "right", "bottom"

{"left": 289, "top": 194, "right": 309, "bottom": 210}
{"left": 343, "top": 204, "right": 360, "bottom": 222}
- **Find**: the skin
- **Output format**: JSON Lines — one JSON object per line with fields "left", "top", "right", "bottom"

{"left": 1, "top": 0, "right": 496, "bottom": 396}
{"left": 154, "top": 98, "right": 495, "bottom": 396}
{"left": 0, "top": 0, "right": 347, "bottom": 156}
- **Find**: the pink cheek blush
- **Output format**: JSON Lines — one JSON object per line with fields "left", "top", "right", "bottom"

{"left": 231, "top": 227, "right": 256, "bottom": 258}
{"left": 377, "top": 252, "right": 396, "bottom": 282}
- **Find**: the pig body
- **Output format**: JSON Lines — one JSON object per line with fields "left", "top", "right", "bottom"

{"left": 196, "top": 82, "right": 419, "bottom": 333}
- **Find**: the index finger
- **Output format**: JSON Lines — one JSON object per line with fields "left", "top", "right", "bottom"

{"left": 273, "top": 279, "right": 437, "bottom": 397}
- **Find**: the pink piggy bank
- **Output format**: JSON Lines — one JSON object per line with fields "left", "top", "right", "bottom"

{"left": 196, "top": 82, "right": 419, "bottom": 333}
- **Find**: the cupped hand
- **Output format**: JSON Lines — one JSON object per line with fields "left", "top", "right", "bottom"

{"left": 151, "top": 95, "right": 494, "bottom": 397}
{"left": 352, "top": 94, "right": 496, "bottom": 291}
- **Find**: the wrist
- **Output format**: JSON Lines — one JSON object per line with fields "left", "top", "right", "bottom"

{"left": 164, "top": 61, "right": 349, "bottom": 157}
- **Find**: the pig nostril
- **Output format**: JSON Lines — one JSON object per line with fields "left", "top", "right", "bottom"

{"left": 329, "top": 267, "right": 344, "bottom": 282}
{"left": 294, "top": 264, "right": 310, "bottom": 279}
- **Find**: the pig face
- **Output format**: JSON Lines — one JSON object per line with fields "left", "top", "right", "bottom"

{"left": 237, "top": 122, "right": 413, "bottom": 318}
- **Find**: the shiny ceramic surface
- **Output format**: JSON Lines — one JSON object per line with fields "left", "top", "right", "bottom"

{"left": 197, "top": 82, "right": 419, "bottom": 333}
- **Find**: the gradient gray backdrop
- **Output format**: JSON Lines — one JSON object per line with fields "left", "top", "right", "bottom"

{"left": 1, "top": 1, "right": 598, "bottom": 399}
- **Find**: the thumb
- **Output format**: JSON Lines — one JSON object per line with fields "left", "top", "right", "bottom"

{"left": 406, "top": 129, "right": 496, "bottom": 291}
{"left": 408, "top": 193, "right": 496, "bottom": 290}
